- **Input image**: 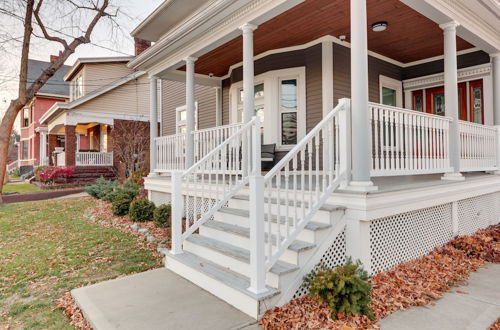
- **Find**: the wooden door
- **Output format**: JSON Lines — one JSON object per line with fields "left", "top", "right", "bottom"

{"left": 425, "top": 84, "right": 467, "bottom": 117}
{"left": 412, "top": 90, "right": 423, "bottom": 111}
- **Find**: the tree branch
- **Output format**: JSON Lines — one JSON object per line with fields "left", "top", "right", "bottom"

{"left": 33, "top": 0, "right": 68, "bottom": 48}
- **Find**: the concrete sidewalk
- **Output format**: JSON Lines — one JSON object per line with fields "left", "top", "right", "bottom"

{"left": 72, "top": 268, "right": 259, "bottom": 330}
{"left": 380, "top": 263, "right": 500, "bottom": 330}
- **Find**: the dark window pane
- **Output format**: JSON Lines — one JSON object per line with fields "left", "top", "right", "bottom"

{"left": 282, "top": 112, "right": 297, "bottom": 145}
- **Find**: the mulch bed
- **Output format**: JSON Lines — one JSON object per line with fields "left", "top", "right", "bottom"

{"left": 260, "top": 224, "right": 500, "bottom": 329}
{"left": 1, "top": 189, "right": 84, "bottom": 204}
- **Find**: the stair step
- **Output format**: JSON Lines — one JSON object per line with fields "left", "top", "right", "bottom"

{"left": 218, "top": 207, "right": 332, "bottom": 231}
{"left": 167, "top": 251, "right": 279, "bottom": 301}
{"left": 203, "top": 221, "right": 315, "bottom": 253}
{"left": 232, "top": 194, "right": 342, "bottom": 212}
{"left": 185, "top": 234, "right": 299, "bottom": 275}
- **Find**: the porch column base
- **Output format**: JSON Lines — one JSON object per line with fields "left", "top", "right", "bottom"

{"left": 441, "top": 172, "right": 465, "bottom": 181}
{"left": 343, "top": 180, "right": 378, "bottom": 192}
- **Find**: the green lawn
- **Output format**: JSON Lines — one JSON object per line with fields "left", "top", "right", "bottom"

{"left": 0, "top": 198, "right": 161, "bottom": 329}
{"left": 2, "top": 183, "right": 42, "bottom": 194}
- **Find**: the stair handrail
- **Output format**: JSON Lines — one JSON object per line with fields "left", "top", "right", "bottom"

{"left": 259, "top": 98, "right": 351, "bottom": 273}
{"left": 170, "top": 116, "right": 261, "bottom": 254}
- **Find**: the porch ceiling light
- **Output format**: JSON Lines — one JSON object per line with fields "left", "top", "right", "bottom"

{"left": 371, "top": 21, "right": 388, "bottom": 32}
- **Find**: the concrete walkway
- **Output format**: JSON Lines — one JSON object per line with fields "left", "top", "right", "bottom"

{"left": 380, "top": 263, "right": 500, "bottom": 330}
{"left": 72, "top": 268, "right": 259, "bottom": 330}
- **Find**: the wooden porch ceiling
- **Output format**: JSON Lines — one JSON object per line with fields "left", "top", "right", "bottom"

{"left": 193, "top": 0, "right": 473, "bottom": 76}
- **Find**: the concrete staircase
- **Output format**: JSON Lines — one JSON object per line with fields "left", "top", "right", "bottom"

{"left": 165, "top": 193, "right": 345, "bottom": 318}
{"left": 70, "top": 166, "right": 115, "bottom": 184}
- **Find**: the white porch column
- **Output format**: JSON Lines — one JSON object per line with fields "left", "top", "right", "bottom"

{"left": 493, "top": 53, "right": 500, "bottom": 125}
{"left": 149, "top": 76, "right": 158, "bottom": 175}
{"left": 348, "top": 0, "right": 376, "bottom": 191}
{"left": 185, "top": 56, "right": 197, "bottom": 168}
{"left": 39, "top": 131, "right": 47, "bottom": 166}
{"left": 240, "top": 23, "right": 257, "bottom": 123}
{"left": 215, "top": 86, "right": 223, "bottom": 126}
{"left": 440, "top": 22, "right": 464, "bottom": 180}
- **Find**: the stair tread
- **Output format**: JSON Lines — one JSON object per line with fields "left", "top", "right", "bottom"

{"left": 185, "top": 234, "right": 299, "bottom": 275}
{"left": 232, "top": 194, "right": 343, "bottom": 212}
{"left": 218, "top": 207, "right": 332, "bottom": 231}
{"left": 167, "top": 251, "right": 279, "bottom": 301}
{"left": 203, "top": 220, "right": 315, "bottom": 252}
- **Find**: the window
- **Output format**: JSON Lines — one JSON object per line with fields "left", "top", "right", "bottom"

{"left": 379, "top": 75, "right": 402, "bottom": 107}
{"left": 237, "top": 83, "right": 265, "bottom": 140}
{"left": 72, "top": 75, "right": 83, "bottom": 100}
{"left": 280, "top": 79, "right": 298, "bottom": 145}
{"left": 22, "top": 141, "right": 28, "bottom": 159}
{"left": 176, "top": 103, "right": 198, "bottom": 134}
{"left": 382, "top": 87, "right": 397, "bottom": 107}
{"left": 23, "top": 109, "right": 29, "bottom": 127}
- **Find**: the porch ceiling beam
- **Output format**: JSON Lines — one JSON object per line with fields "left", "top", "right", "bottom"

{"left": 158, "top": 69, "right": 222, "bottom": 87}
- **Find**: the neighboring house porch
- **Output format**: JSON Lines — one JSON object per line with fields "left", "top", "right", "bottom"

{"left": 130, "top": 0, "right": 500, "bottom": 319}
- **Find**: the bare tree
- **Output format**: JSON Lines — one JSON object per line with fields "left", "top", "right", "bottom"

{"left": 112, "top": 120, "right": 150, "bottom": 177}
{"left": 0, "top": 0, "right": 121, "bottom": 201}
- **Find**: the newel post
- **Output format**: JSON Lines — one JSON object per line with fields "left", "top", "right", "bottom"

{"left": 338, "top": 98, "right": 352, "bottom": 188}
{"left": 170, "top": 171, "right": 183, "bottom": 255}
{"left": 248, "top": 116, "right": 266, "bottom": 294}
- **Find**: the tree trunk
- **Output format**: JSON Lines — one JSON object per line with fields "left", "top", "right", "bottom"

{"left": 0, "top": 100, "right": 24, "bottom": 201}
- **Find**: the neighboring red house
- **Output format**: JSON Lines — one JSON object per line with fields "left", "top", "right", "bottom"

{"left": 18, "top": 56, "right": 75, "bottom": 174}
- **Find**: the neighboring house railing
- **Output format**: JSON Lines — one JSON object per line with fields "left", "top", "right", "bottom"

{"left": 57, "top": 152, "right": 66, "bottom": 167}
{"left": 76, "top": 152, "right": 114, "bottom": 166}
{"left": 369, "top": 103, "right": 453, "bottom": 176}
{"left": 7, "top": 160, "right": 18, "bottom": 173}
{"left": 459, "top": 120, "right": 498, "bottom": 171}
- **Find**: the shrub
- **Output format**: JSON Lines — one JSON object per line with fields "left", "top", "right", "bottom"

{"left": 38, "top": 166, "right": 75, "bottom": 184}
{"left": 130, "top": 169, "right": 148, "bottom": 186}
{"left": 153, "top": 204, "right": 171, "bottom": 228}
{"left": 102, "top": 181, "right": 140, "bottom": 203}
{"left": 303, "top": 259, "right": 373, "bottom": 320}
{"left": 129, "top": 199, "right": 156, "bottom": 222}
{"left": 34, "top": 166, "right": 50, "bottom": 181}
{"left": 85, "top": 178, "right": 119, "bottom": 199}
{"left": 111, "top": 193, "right": 133, "bottom": 216}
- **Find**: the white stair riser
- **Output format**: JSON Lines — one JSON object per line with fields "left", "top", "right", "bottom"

{"left": 213, "top": 212, "right": 319, "bottom": 243}
{"left": 183, "top": 239, "right": 281, "bottom": 288}
{"left": 199, "top": 225, "right": 301, "bottom": 265}
{"left": 228, "top": 198, "right": 332, "bottom": 224}
{"left": 166, "top": 256, "right": 261, "bottom": 318}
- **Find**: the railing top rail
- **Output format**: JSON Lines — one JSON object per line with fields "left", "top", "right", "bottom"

{"left": 458, "top": 120, "right": 497, "bottom": 130}
{"left": 264, "top": 99, "right": 347, "bottom": 181}
{"left": 181, "top": 117, "right": 258, "bottom": 178}
{"left": 155, "top": 133, "right": 186, "bottom": 140}
{"left": 192, "top": 122, "right": 243, "bottom": 134}
{"left": 368, "top": 102, "right": 453, "bottom": 121}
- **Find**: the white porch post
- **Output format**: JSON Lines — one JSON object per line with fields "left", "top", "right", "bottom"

{"left": 149, "top": 76, "right": 158, "bottom": 175}
{"left": 441, "top": 22, "right": 464, "bottom": 180}
{"left": 185, "top": 56, "right": 197, "bottom": 169}
{"left": 215, "top": 86, "right": 223, "bottom": 126}
{"left": 493, "top": 54, "right": 500, "bottom": 125}
{"left": 39, "top": 131, "right": 47, "bottom": 166}
{"left": 348, "top": 0, "right": 376, "bottom": 191}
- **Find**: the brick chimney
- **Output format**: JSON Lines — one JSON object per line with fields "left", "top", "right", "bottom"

{"left": 134, "top": 38, "right": 151, "bottom": 56}
{"left": 50, "top": 51, "right": 63, "bottom": 63}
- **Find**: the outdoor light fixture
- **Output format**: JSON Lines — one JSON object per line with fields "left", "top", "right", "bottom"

{"left": 371, "top": 21, "right": 388, "bottom": 32}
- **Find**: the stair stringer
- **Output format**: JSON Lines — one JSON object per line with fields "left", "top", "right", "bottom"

{"left": 271, "top": 211, "right": 347, "bottom": 308}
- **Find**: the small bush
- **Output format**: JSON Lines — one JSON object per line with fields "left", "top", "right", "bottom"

{"left": 38, "top": 166, "right": 75, "bottom": 184}
{"left": 303, "top": 259, "right": 373, "bottom": 320}
{"left": 102, "top": 181, "right": 140, "bottom": 203}
{"left": 130, "top": 169, "right": 148, "bottom": 186}
{"left": 153, "top": 204, "right": 171, "bottom": 228}
{"left": 34, "top": 166, "right": 50, "bottom": 181}
{"left": 111, "top": 193, "right": 133, "bottom": 216}
{"left": 85, "top": 178, "right": 119, "bottom": 199}
{"left": 129, "top": 199, "right": 156, "bottom": 222}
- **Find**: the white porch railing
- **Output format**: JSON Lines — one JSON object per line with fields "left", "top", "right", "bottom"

{"left": 155, "top": 133, "right": 186, "bottom": 171}
{"left": 57, "top": 152, "right": 66, "bottom": 167}
{"left": 370, "top": 103, "right": 453, "bottom": 176}
{"left": 6, "top": 160, "right": 18, "bottom": 173}
{"left": 171, "top": 117, "right": 261, "bottom": 253}
{"left": 76, "top": 152, "right": 113, "bottom": 166}
{"left": 194, "top": 123, "right": 243, "bottom": 164}
{"left": 459, "top": 121, "right": 498, "bottom": 171}
{"left": 262, "top": 98, "right": 349, "bottom": 271}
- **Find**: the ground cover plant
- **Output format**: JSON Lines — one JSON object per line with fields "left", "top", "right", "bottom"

{"left": 1, "top": 183, "right": 42, "bottom": 194}
{"left": 260, "top": 224, "right": 500, "bottom": 329}
{"left": 0, "top": 198, "right": 161, "bottom": 329}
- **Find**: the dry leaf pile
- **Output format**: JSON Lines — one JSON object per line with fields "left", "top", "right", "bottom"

{"left": 56, "top": 293, "right": 91, "bottom": 330}
{"left": 490, "top": 317, "right": 500, "bottom": 330}
{"left": 261, "top": 224, "right": 500, "bottom": 329}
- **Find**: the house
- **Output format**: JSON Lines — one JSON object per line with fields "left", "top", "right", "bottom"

{"left": 39, "top": 39, "right": 157, "bottom": 179}
{"left": 18, "top": 55, "right": 71, "bottom": 174}
{"left": 130, "top": 0, "right": 500, "bottom": 319}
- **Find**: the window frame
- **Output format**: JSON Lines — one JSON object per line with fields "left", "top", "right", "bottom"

{"left": 379, "top": 75, "right": 403, "bottom": 108}
{"left": 175, "top": 102, "right": 198, "bottom": 134}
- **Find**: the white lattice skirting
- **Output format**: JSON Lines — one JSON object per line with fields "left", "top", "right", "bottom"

{"left": 369, "top": 191, "right": 500, "bottom": 274}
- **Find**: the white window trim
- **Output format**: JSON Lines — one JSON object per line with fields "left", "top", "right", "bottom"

{"left": 229, "top": 67, "right": 306, "bottom": 151}
{"left": 175, "top": 102, "right": 198, "bottom": 134}
{"left": 379, "top": 75, "right": 403, "bottom": 108}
